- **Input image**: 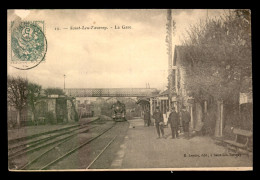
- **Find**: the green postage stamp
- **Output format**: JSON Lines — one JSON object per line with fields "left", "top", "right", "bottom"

{"left": 9, "top": 21, "right": 47, "bottom": 70}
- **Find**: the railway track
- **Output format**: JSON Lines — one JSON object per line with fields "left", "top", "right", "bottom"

{"left": 9, "top": 117, "right": 128, "bottom": 170}
{"left": 8, "top": 118, "right": 101, "bottom": 156}
{"left": 41, "top": 124, "right": 117, "bottom": 170}
{"left": 86, "top": 134, "right": 118, "bottom": 169}
{"left": 8, "top": 117, "right": 103, "bottom": 169}
{"left": 48, "top": 121, "right": 128, "bottom": 170}
{"left": 9, "top": 125, "right": 96, "bottom": 160}
{"left": 21, "top": 122, "right": 117, "bottom": 170}
{"left": 84, "top": 121, "right": 129, "bottom": 169}
{"left": 8, "top": 117, "right": 99, "bottom": 145}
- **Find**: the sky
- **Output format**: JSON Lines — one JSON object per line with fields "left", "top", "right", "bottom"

{"left": 7, "top": 9, "right": 225, "bottom": 91}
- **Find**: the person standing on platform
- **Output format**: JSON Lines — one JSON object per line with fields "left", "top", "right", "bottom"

{"left": 152, "top": 106, "right": 165, "bottom": 139}
{"left": 181, "top": 106, "right": 191, "bottom": 139}
{"left": 143, "top": 109, "right": 150, "bottom": 126}
{"left": 167, "top": 106, "right": 180, "bottom": 139}
{"left": 147, "top": 109, "right": 151, "bottom": 126}
{"left": 165, "top": 108, "right": 171, "bottom": 128}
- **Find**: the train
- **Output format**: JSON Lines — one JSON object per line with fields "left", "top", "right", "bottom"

{"left": 111, "top": 101, "right": 126, "bottom": 122}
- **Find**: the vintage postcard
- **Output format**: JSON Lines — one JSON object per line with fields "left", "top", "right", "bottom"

{"left": 7, "top": 9, "right": 252, "bottom": 171}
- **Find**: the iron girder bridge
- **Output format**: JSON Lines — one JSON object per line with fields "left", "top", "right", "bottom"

{"left": 64, "top": 88, "right": 159, "bottom": 97}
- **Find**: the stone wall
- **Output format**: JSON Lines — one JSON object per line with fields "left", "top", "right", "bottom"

{"left": 47, "top": 98, "right": 57, "bottom": 123}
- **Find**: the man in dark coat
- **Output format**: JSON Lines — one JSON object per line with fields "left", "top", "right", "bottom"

{"left": 167, "top": 106, "right": 180, "bottom": 139}
{"left": 147, "top": 110, "right": 151, "bottom": 126}
{"left": 181, "top": 107, "right": 191, "bottom": 139}
{"left": 143, "top": 109, "right": 150, "bottom": 126}
{"left": 152, "top": 106, "right": 165, "bottom": 139}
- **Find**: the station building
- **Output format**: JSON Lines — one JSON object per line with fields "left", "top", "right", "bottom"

{"left": 137, "top": 46, "right": 205, "bottom": 133}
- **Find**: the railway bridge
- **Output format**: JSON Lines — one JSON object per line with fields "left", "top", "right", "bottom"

{"left": 64, "top": 88, "right": 159, "bottom": 97}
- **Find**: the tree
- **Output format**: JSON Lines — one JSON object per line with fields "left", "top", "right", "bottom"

{"left": 180, "top": 9, "right": 252, "bottom": 132}
{"left": 181, "top": 9, "right": 251, "bottom": 104}
{"left": 44, "top": 88, "right": 65, "bottom": 96}
{"left": 7, "top": 76, "right": 28, "bottom": 127}
{"left": 27, "top": 82, "right": 42, "bottom": 123}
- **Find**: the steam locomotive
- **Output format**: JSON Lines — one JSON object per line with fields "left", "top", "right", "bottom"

{"left": 111, "top": 101, "right": 126, "bottom": 122}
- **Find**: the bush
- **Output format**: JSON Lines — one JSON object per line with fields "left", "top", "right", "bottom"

{"left": 45, "top": 112, "right": 56, "bottom": 125}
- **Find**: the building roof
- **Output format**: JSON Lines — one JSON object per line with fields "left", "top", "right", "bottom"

{"left": 136, "top": 90, "right": 174, "bottom": 104}
{"left": 136, "top": 98, "right": 150, "bottom": 105}
{"left": 160, "top": 89, "right": 169, "bottom": 96}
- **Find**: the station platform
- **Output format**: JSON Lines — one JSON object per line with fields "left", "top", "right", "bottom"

{"left": 110, "top": 118, "right": 253, "bottom": 170}
{"left": 8, "top": 117, "right": 99, "bottom": 142}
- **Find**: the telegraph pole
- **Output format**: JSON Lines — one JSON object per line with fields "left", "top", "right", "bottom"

{"left": 166, "top": 9, "right": 173, "bottom": 109}
{"left": 64, "top": 74, "right": 66, "bottom": 90}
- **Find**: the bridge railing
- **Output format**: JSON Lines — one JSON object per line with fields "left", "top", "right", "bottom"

{"left": 64, "top": 88, "right": 159, "bottom": 97}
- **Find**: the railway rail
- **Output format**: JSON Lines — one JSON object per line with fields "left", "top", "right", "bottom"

{"left": 9, "top": 117, "right": 128, "bottom": 170}
{"left": 8, "top": 117, "right": 102, "bottom": 169}
{"left": 86, "top": 135, "right": 118, "bottom": 169}
{"left": 9, "top": 125, "right": 96, "bottom": 160}
{"left": 8, "top": 117, "right": 100, "bottom": 145}
{"left": 8, "top": 118, "right": 101, "bottom": 156}
{"left": 40, "top": 123, "right": 116, "bottom": 170}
